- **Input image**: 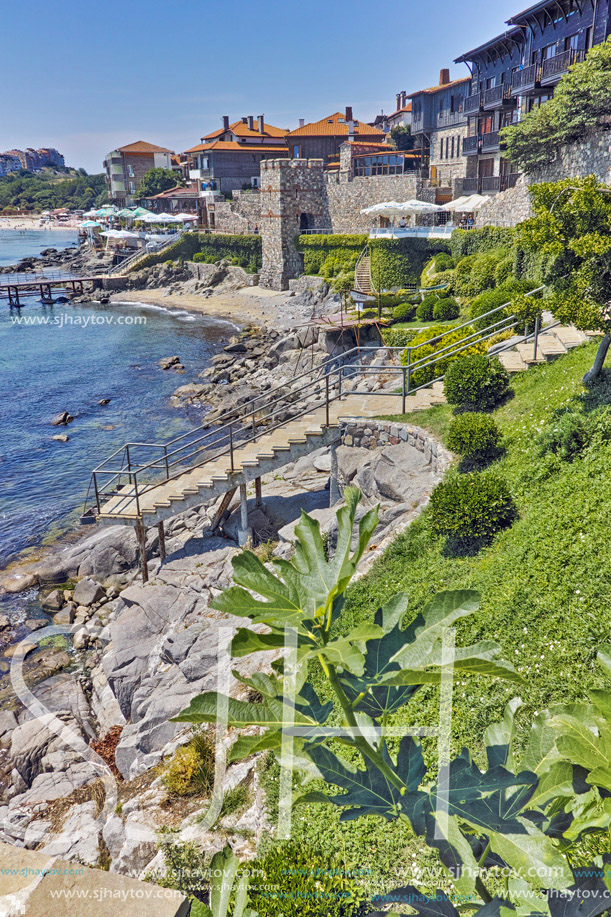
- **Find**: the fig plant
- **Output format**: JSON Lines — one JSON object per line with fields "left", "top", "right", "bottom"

{"left": 175, "top": 488, "right": 611, "bottom": 916}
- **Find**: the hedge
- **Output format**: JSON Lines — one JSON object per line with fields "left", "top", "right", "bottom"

{"left": 296, "top": 234, "right": 367, "bottom": 278}
{"left": 369, "top": 237, "right": 449, "bottom": 289}
{"left": 132, "top": 232, "right": 262, "bottom": 273}
{"left": 449, "top": 226, "right": 517, "bottom": 260}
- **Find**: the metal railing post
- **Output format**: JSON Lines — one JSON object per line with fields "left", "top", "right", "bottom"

{"left": 325, "top": 375, "right": 330, "bottom": 428}
{"left": 164, "top": 445, "right": 169, "bottom": 480}
{"left": 533, "top": 314, "right": 540, "bottom": 361}
{"left": 229, "top": 424, "right": 235, "bottom": 472}
{"left": 406, "top": 348, "right": 412, "bottom": 395}
{"left": 338, "top": 365, "right": 343, "bottom": 400}
{"left": 251, "top": 404, "right": 256, "bottom": 441}
{"left": 94, "top": 473, "right": 100, "bottom": 515}
{"left": 125, "top": 445, "right": 132, "bottom": 485}
{"left": 402, "top": 368, "right": 407, "bottom": 414}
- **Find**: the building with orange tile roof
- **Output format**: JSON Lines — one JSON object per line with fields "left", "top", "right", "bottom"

{"left": 184, "top": 115, "right": 289, "bottom": 194}
{"left": 285, "top": 108, "right": 386, "bottom": 166}
{"left": 104, "top": 140, "right": 176, "bottom": 204}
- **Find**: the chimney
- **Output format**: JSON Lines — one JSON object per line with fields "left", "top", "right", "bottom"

{"left": 439, "top": 68, "right": 450, "bottom": 86}
{"left": 242, "top": 117, "right": 248, "bottom": 124}
{"left": 248, "top": 115, "right": 254, "bottom": 131}
{"left": 222, "top": 115, "right": 229, "bottom": 131}
{"left": 396, "top": 93, "right": 401, "bottom": 111}
{"left": 345, "top": 106, "right": 353, "bottom": 123}
{"left": 299, "top": 118, "right": 305, "bottom": 128}
{"left": 402, "top": 91, "right": 407, "bottom": 107}
{"left": 257, "top": 114, "right": 264, "bottom": 133}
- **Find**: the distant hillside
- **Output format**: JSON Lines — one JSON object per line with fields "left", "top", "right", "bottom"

{"left": 0, "top": 170, "right": 107, "bottom": 213}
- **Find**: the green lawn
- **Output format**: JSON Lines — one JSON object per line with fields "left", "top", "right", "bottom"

{"left": 273, "top": 341, "right": 611, "bottom": 898}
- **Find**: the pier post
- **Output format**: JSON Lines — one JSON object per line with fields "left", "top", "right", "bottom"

{"left": 136, "top": 520, "right": 149, "bottom": 583}
{"left": 238, "top": 483, "right": 252, "bottom": 547}
{"left": 158, "top": 521, "right": 166, "bottom": 563}
{"left": 255, "top": 476, "right": 262, "bottom": 507}
{"left": 329, "top": 443, "right": 342, "bottom": 507}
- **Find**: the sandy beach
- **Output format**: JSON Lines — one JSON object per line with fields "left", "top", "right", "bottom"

{"left": 110, "top": 285, "right": 294, "bottom": 328}
{"left": 0, "top": 215, "right": 82, "bottom": 231}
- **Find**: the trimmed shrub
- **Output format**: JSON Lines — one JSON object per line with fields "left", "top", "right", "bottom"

{"left": 248, "top": 842, "right": 366, "bottom": 917}
{"left": 382, "top": 327, "right": 419, "bottom": 348}
{"left": 416, "top": 297, "right": 435, "bottom": 322}
{"left": 369, "top": 237, "right": 449, "bottom": 288}
{"left": 434, "top": 252, "right": 454, "bottom": 272}
{"left": 401, "top": 324, "right": 486, "bottom": 387}
{"left": 444, "top": 354, "right": 510, "bottom": 411}
{"left": 450, "top": 226, "right": 517, "bottom": 259}
{"left": 433, "top": 296, "right": 460, "bottom": 321}
{"left": 470, "top": 288, "right": 513, "bottom": 331}
{"left": 447, "top": 412, "right": 501, "bottom": 457}
{"left": 430, "top": 472, "right": 517, "bottom": 541}
{"left": 392, "top": 301, "right": 416, "bottom": 323}
{"left": 297, "top": 234, "right": 366, "bottom": 278}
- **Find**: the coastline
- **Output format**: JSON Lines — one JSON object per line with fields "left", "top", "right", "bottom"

{"left": 110, "top": 285, "right": 290, "bottom": 329}
{"left": 0, "top": 215, "right": 82, "bottom": 231}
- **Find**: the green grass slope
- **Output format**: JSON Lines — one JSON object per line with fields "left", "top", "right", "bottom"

{"left": 273, "top": 341, "right": 611, "bottom": 896}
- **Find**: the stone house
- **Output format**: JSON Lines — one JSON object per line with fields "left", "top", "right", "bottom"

{"left": 455, "top": 0, "right": 611, "bottom": 195}
{"left": 184, "top": 116, "right": 289, "bottom": 195}
{"left": 285, "top": 108, "right": 386, "bottom": 167}
{"left": 409, "top": 70, "right": 470, "bottom": 198}
{"left": 104, "top": 141, "right": 175, "bottom": 206}
{"left": 387, "top": 92, "right": 413, "bottom": 130}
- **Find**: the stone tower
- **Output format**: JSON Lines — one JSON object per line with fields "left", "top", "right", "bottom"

{"left": 259, "top": 158, "right": 325, "bottom": 291}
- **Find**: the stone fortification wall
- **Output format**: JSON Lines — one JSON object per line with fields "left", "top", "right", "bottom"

{"left": 324, "top": 172, "right": 422, "bottom": 233}
{"left": 214, "top": 190, "right": 262, "bottom": 233}
{"left": 476, "top": 129, "right": 611, "bottom": 228}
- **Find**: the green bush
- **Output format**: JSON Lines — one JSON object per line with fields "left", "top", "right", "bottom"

{"left": 416, "top": 297, "right": 435, "bottom": 322}
{"left": 460, "top": 249, "right": 506, "bottom": 297}
{"left": 382, "top": 327, "right": 419, "bottom": 348}
{"left": 444, "top": 354, "right": 511, "bottom": 411}
{"left": 369, "top": 237, "right": 448, "bottom": 288}
{"left": 537, "top": 409, "right": 591, "bottom": 462}
{"left": 432, "top": 295, "right": 460, "bottom": 321}
{"left": 161, "top": 729, "right": 214, "bottom": 797}
{"left": 494, "top": 253, "right": 515, "bottom": 286}
{"left": 401, "top": 324, "right": 486, "bottom": 387}
{"left": 470, "top": 288, "right": 513, "bottom": 331}
{"left": 392, "top": 301, "right": 416, "bottom": 323}
{"left": 297, "top": 234, "right": 366, "bottom": 278}
{"left": 447, "top": 412, "right": 501, "bottom": 457}
{"left": 434, "top": 252, "right": 454, "bottom": 272}
{"left": 430, "top": 471, "right": 517, "bottom": 541}
{"left": 450, "top": 226, "right": 517, "bottom": 259}
{"left": 248, "top": 842, "right": 366, "bottom": 917}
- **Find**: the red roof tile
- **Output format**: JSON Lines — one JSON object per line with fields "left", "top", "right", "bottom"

{"left": 201, "top": 119, "right": 287, "bottom": 141}
{"left": 286, "top": 112, "right": 386, "bottom": 138}
{"left": 408, "top": 77, "right": 470, "bottom": 97}
{"left": 185, "top": 140, "right": 289, "bottom": 154}
{"left": 116, "top": 140, "right": 174, "bottom": 154}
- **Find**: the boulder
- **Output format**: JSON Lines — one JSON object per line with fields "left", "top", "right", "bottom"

{"left": 77, "top": 527, "right": 139, "bottom": 582}
{"left": 54, "top": 604, "right": 75, "bottom": 626}
{"left": 0, "top": 710, "right": 18, "bottom": 742}
{"left": 41, "top": 589, "right": 64, "bottom": 611}
{"left": 336, "top": 445, "right": 370, "bottom": 483}
{"left": 51, "top": 411, "right": 73, "bottom": 426}
{"left": 52, "top": 434, "right": 69, "bottom": 443}
{"left": 0, "top": 614, "right": 10, "bottom": 630}
{"left": 1, "top": 573, "right": 37, "bottom": 594}
{"left": 39, "top": 801, "right": 101, "bottom": 865}
{"left": 159, "top": 355, "right": 181, "bottom": 370}
{"left": 73, "top": 578, "right": 105, "bottom": 606}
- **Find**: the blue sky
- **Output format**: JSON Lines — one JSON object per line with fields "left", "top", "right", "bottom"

{"left": 1, "top": 0, "right": 519, "bottom": 173}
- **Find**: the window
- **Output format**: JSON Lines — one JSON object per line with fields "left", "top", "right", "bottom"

{"left": 129, "top": 181, "right": 135, "bottom": 194}
{"left": 127, "top": 164, "right": 134, "bottom": 177}
{"left": 451, "top": 136, "right": 455, "bottom": 158}
{"left": 565, "top": 33, "right": 579, "bottom": 52}
{"left": 450, "top": 94, "right": 455, "bottom": 113}
{"left": 293, "top": 144, "right": 300, "bottom": 159}
{"left": 457, "top": 136, "right": 461, "bottom": 156}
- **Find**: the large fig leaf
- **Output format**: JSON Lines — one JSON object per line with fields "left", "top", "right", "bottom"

{"left": 488, "top": 821, "right": 573, "bottom": 891}
{"left": 547, "top": 860, "right": 611, "bottom": 917}
{"left": 484, "top": 698, "right": 523, "bottom": 770}
{"left": 212, "top": 487, "right": 377, "bottom": 628}
{"left": 370, "top": 886, "right": 460, "bottom": 917}
{"left": 172, "top": 692, "right": 328, "bottom": 729}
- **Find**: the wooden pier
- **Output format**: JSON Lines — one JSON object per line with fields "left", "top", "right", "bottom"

{"left": 0, "top": 272, "right": 106, "bottom": 307}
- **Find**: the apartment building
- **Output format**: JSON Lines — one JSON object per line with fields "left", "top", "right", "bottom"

{"left": 285, "top": 108, "right": 386, "bottom": 167}
{"left": 103, "top": 141, "right": 174, "bottom": 205}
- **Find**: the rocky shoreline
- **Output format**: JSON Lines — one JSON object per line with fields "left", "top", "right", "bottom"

{"left": 0, "top": 241, "right": 450, "bottom": 881}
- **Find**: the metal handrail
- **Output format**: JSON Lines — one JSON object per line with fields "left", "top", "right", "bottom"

{"left": 87, "top": 284, "right": 555, "bottom": 519}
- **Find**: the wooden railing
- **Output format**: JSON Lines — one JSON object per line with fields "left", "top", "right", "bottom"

{"left": 464, "top": 93, "right": 483, "bottom": 114}
{"left": 511, "top": 64, "right": 540, "bottom": 91}
{"left": 483, "top": 85, "right": 512, "bottom": 108}
{"left": 462, "top": 135, "right": 480, "bottom": 155}
{"left": 482, "top": 131, "right": 501, "bottom": 151}
{"left": 541, "top": 48, "right": 584, "bottom": 81}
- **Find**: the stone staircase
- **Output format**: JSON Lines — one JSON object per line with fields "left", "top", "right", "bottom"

{"left": 355, "top": 250, "right": 374, "bottom": 295}
{"left": 97, "top": 386, "right": 445, "bottom": 527}
{"left": 496, "top": 325, "right": 591, "bottom": 373}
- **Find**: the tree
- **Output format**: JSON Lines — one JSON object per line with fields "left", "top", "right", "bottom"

{"left": 502, "top": 39, "right": 611, "bottom": 173}
{"left": 388, "top": 124, "right": 415, "bottom": 152}
{"left": 138, "top": 167, "right": 184, "bottom": 198}
{"left": 518, "top": 175, "right": 611, "bottom": 379}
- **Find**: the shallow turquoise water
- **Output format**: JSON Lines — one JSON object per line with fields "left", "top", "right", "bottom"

{"left": 0, "top": 228, "right": 79, "bottom": 266}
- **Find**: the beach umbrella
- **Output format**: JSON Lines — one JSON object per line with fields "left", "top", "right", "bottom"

{"left": 360, "top": 201, "right": 403, "bottom": 215}
{"left": 81, "top": 220, "right": 102, "bottom": 228}
{"left": 136, "top": 213, "right": 164, "bottom": 223}
{"left": 442, "top": 196, "right": 472, "bottom": 212}
{"left": 462, "top": 194, "right": 489, "bottom": 211}
{"left": 395, "top": 199, "right": 444, "bottom": 214}
{"left": 157, "top": 212, "right": 181, "bottom": 222}
{"left": 131, "top": 206, "right": 153, "bottom": 218}
{"left": 176, "top": 213, "right": 196, "bottom": 221}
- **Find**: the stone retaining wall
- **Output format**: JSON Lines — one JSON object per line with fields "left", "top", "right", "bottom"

{"left": 339, "top": 417, "right": 453, "bottom": 479}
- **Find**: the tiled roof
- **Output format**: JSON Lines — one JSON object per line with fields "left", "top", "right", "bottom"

{"left": 116, "top": 140, "right": 174, "bottom": 154}
{"left": 151, "top": 184, "right": 199, "bottom": 199}
{"left": 408, "top": 77, "right": 470, "bottom": 97}
{"left": 201, "top": 120, "right": 287, "bottom": 141}
{"left": 286, "top": 112, "right": 386, "bottom": 138}
{"left": 185, "top": 140, "right": 289, "bottom": 154}
{"left": 390, "top": 104, "right": 412, "bottom": 116}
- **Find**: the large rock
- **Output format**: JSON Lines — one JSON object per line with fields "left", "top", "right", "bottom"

{"left": 73, "top": 577, "right": 105, "bottom": 606}
{"left": 373, "top": 443, "right": 431, "bottom": 504}
{"left": 35, "top": 526, "right": 138, "bottom": 584}
{"left": 41, "top": 589, "right": 64, "bottom": 611}
{"left": 39, "top": 801, "right": 101, "bottom": 865}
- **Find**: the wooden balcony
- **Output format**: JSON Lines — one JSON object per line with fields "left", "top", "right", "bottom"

{"left": 541, "top": 48, "right": 584, "bottom": 84}
{"left": 462, "top": 135, "right": 480, "bottom": 156}
{"left": 483, "top": 85, "right": 513, "bottom": 109}
{"left": 462, "top": 178, "right": 481, "bottom": 194}
{"left": 464, "top": 92, "right": 483, "bottom": 114}
{"left": 481, "top": 131, "right": 501, "bottom": 152}
{"left": 511, "top": 63, "right": 540, "bottom": 93}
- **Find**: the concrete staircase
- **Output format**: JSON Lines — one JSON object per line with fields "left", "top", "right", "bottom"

{"left": 97, "top": 385, "right": 444, "bottom": 527}
{"left": 497, "top": 325, "right": 591, "bottom": 373}
{"left": 355, "top": 250, "right": 374, "bottom": 295}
